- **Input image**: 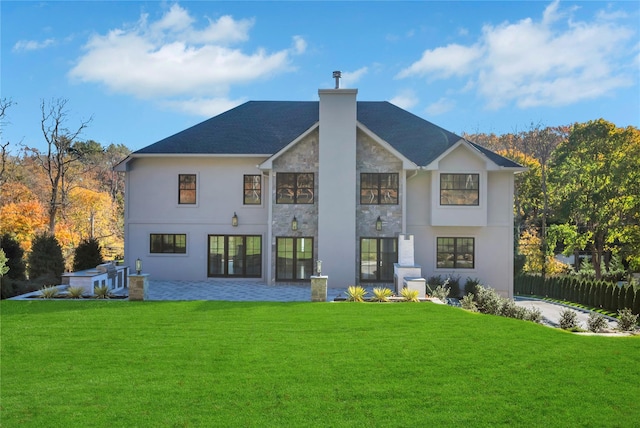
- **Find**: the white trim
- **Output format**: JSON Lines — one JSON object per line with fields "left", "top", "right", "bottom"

{"left": 357, "top": 121, "right": 418, "bottom": 170}
{"left": 259, "top": 123, "right": 319, "bottom": 169}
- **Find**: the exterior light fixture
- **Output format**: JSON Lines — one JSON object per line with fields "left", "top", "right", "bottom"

{"left": 232, "top": 212, "right": 238, "bottom": 227}
{"left": 316, "top": 260, "right": 322, "bottom": 276}
{"left": 135, "top": 258, "right": 142, "bottom": 275}
{"left": 375, "top": 216, "right": 383, "bottom": 231}
{"left": 291, "top": 216, "right": 298, "bottom": 231}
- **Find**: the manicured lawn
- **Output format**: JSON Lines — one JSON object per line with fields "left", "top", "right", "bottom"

{"left": 1, "top": 300, "right": 639, "bottom": 427}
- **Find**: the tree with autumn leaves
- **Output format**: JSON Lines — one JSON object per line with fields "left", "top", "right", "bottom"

{"left": 0, "top": 98, "right": 129, "bottom": 278}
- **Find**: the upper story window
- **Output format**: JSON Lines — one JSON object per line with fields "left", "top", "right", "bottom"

{"left": 440, "top": 173, "right": 479, "bottom": 206}
{"left": 276, "top": 173, "right": 314, "bottom": 204}
{"left": 150, "top": 234, "right": 187, "bottom": 254}
{"left": 244, "top": 175, "right": 262, "bottom": 205}
{"left": 178, "top": 174, "right": 196, "bottom": 204}
{"left": 361, "top": 173, "right": 399, "bottom": 205}
{"left": 437, "top": 237, "right": 474, "bottom": 269}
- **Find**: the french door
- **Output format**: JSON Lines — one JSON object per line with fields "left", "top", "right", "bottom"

{"left": 208, "top": 235, "right": 262, "bottom": 277}
{"left": 360, "top": 238, "right": 397, "bottom": 282}
{"left": 276, "top": 237, "right": 313, "bottom": 281}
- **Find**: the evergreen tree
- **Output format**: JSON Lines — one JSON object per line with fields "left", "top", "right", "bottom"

{"left": 0, "top": 233, "right": 26, "bottom": 280}
{"left": 27, "top": 233, "right": 64, "bottom": 283}
{"left": 72, "top": 238, "right": 104, "bottom": 271}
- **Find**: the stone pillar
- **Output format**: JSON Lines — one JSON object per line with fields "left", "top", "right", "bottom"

{"left": 129, "top": 274, "right": 149, "bottom": 301}
{"left": 311, "top": 275, "right": 328, "bottom": 302}
{"left": 404, "top": 277, "right": 426, "bottom": 298}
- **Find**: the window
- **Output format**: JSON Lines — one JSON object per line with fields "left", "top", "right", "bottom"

{"left": 150, "top": 234, "right": 187, "bottom": 254}
{"left": 437, "top": 237, "right": 474, "bottom": 269}
{"left": 276, "top": 237, "right": 313, "bottom": 280}
{"left": 179, "top": 174, "right": 197, "bottom": 204}
{"left": 360, "top": 173, "right": 399, "bottom": 205}
{"left": 440, "top": 173, "right": 479, "bottom": 206}
{"left": 244, "top": 175, "right": 262, "bottom": 205}
{"left": 276, "top": 173, "right": 314, "bottom": 204}
{"left": 208, "top": 235, "right": 262, "bottom": 277}
{"left": 360, "top": 238, "right": 397, "bottom": 281}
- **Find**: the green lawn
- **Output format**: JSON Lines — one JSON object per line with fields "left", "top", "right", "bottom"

{"left": 1, "top": 300, "right": 639, "bottom": 427}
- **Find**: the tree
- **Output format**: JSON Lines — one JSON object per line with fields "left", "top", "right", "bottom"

{"left": 27, "top": 233, "right": 65, "bottom": 283}
{"left": 0, "top": 98, "right": 15, "bottom": 187}
{"left": 0, "top": 233, "right": 26, "bottom": 280}
{"left": 550, "top": 119, "right": 640, "bottom": 279}
{"left": 73, "top": 238, "right": 104, "bottom": 271}
{"left": 24, "top": 98, "right": 92, "bottom": 234}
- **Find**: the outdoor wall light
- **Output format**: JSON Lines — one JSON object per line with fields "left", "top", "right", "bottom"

{"left": 291, "top": 216, "right": 298, "bottom": 231}
{"left": 135, "top": 258, "right": 142, "bottom": 275}
{"left": 232, "top": 212, "right": 238, "bottom": 227}
{"left": 375, "top": 216, "right": 383, "bottom": 231}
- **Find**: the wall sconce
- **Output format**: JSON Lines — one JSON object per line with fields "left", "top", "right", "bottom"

{"left": 135, "top": 258, "right": 142, "bottom": 275}
{"left": 375, "top": 216, "right": 383, "bottom": 231}
{"left": 232, "top": 212, "right": 238, "bottom": 227}
{"left": 291, "top": 216, "right": 298, "bottom": 231}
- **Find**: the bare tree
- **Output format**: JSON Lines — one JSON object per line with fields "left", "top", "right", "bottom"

{"left": 25, "top": 98, "right": 92, "bottom": 234}
{"left": 0, "top": 98, "right": 15, "bottom": 187}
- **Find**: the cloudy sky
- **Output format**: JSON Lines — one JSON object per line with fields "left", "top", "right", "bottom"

{"left": 2, "top": 1, "right": 638, "bottom": 152}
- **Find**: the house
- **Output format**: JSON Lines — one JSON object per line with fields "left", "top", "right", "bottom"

{"left": 115, "top": 77, "right": 523, "bottom": 297}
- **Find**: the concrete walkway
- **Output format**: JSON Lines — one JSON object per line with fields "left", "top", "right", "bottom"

{"left": 514, "top": 296, "right": 618, "bottom": 330}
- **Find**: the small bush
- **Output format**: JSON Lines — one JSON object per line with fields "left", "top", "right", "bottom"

{"left": 427, "top": 275, "right": 443, "bottom": 287}
{"left": 67, "top": 286, "right": 85, "bottom": 299}
{"left": 39, "top": 286, "right": 59, "bottom": 299}
{"left": 587, "top": 312, "right": 608, "bottom": 333}
{"left": 460, "top": 293, "right": 477, "bottom": 311}
{"left": 447, "top": 276, "right": 461, "bottom": 298}
{"left": 524, "top": 307, "right": 543, "bottom": 324}
{"left": 464, "top": 278, "right": 481, "bottom": 296}
{"left": 558, "top": 309, "right": 578, "bottom": 330}
{"left": 427, "top": 284, "right": 450, "bottom": 303}
{"left": 346, "top": 285, "right": 367, "bottom": 302}
{"left": 94, "top": 285, "right": 112, "bottom": 299}
{"left": 371, "top": 287, "right": 393, "bottom": 303}
{"left": 617, "top": 308, "right": 638, "bottom": 332}
{"left": 400, "top": 287, "right": 419, "bottom": 302}
{"left": 0, "top": 233, "right": 26, "bottom": 280}
{"left": 474, "top": 286, "right": 502, "bottom": 315}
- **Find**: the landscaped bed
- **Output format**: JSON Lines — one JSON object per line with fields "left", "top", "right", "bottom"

{"left": 1, "top": 300, "right": 639, "bottom": 427}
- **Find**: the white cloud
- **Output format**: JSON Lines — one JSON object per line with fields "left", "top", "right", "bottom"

{"left": 13, "top": 38, "right": 55, "bottom": 52}
{"left": 389, "top": 89, "right": 419, "bottom": 110}
{"left": 68, "top": 4, "right": 305, "bottom": 115}
{"left": 340, "top": 67, "right": 368, "bottom": 88}
{"left": 425, "top": 97, "right": 456, "bottom": 116}
{"left": 396, "top": 0, "right": 637, "bottom": 109}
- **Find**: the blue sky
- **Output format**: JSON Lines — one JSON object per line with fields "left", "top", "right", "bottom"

{"left": 2, "top": 1, "right": 639, "bottom": 153}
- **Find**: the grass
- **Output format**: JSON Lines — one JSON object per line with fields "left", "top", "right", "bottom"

{"left": 1, "top": 300, "right": 639, "bottom": 427}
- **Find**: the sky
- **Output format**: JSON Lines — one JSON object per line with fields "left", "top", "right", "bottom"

{"left": 2, "top": 1, "right": 639, "bottom": 153}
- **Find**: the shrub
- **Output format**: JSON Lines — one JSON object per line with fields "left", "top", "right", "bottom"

{"left": 400, "top": 287, "right": 419, "bottom": 302}
{"left": 559, "top": 309, "right": 578, "bottom": 330}
{"left": 426, "top": 275, "right": 443, "bottom": 287}
{"left": 427, "top": 283, "right": 450, "bottom": 303}
{"left": 616, "top": 308, "right": 638, "bottom": 332}
{"left": 371, "top": 287, "right": 393, "bottom": 303}
{"left": 28, "top": 234, "right": 64, "bottom": 283}
{"left": 72, "top": 238, "right": 104, "bottom": 271}
{"left": 67, "top": 286, "right": 85, "bottom": 299}
{"left": 460, "top": 293, "right": 477, "bottom": 311}
{"left": 39, "top": 286, "right": 59, "bottom": 299}
{"left": 587, "top": 313, "right": 608, "bottom": 333}
{"left": 524, "top": 307, "right": 543, "bottom": 324}
{"left": 346, "top": 285, "right": 367, "bottom": 302}
{"left": 474, "top": 286, "right": 502, "bottom": 315}
{"left": 1, "top": 233, "right": 26, "bottom": 280}
{"left": 94, "top": 285, "right": 112, "bottom": 299}
{"left": 447, "top": 276, "right": 461, "bottom": 298}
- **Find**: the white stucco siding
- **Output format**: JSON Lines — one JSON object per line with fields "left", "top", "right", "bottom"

{"left": 430, "top": 145, "right": 488, "bottom": 227}
{"left": 124, "top": 156, "right": 270, "bottom": 281}
{"left": 487, "top": 171, "right": 514, "bottom": 226}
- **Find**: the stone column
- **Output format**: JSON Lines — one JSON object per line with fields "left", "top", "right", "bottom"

{"left": 129, "top": 274, "right": 149, "bottom": 301}
{"left": 311, "top": 275, "right": 328, "bottom": 302}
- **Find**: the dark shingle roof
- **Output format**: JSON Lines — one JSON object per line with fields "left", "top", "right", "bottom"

{"left": 136, "top": 101, "right": 520, "bottom": 168}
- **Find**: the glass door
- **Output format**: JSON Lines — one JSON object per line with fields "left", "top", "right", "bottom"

{"left": 360, "top": 238, "right": 397, "bottom": 282}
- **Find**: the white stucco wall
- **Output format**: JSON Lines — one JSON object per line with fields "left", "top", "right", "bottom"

{"left": 124, "top": 156, "right": 269, "bottom": 281}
